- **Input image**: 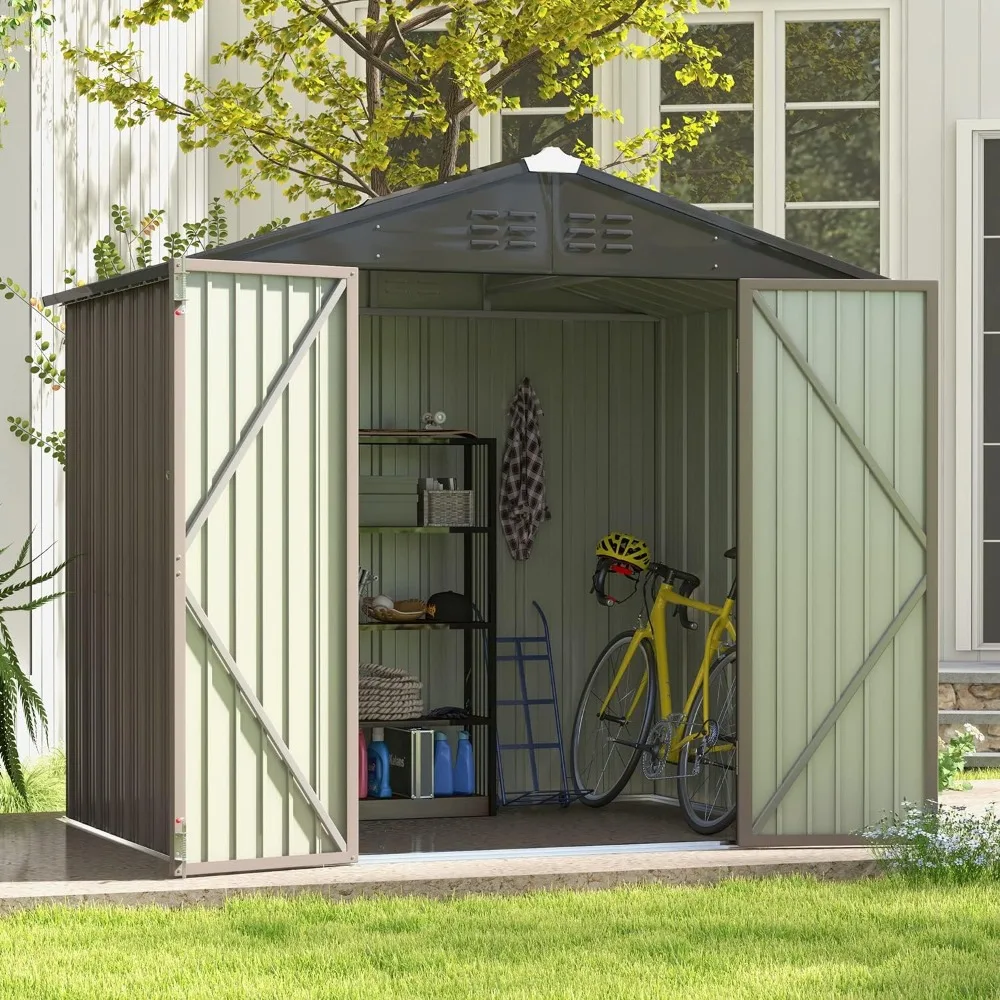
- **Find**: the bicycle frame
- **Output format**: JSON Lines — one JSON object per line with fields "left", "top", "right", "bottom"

{"left": 597, "top": 581, "right": 736, "bottom": 760}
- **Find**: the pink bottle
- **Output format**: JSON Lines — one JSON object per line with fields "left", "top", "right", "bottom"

{"left": 358, "top": 729, "right": 368, "bottom": 799}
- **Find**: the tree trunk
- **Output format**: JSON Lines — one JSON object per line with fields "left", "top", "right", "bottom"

{"left": 438, "top": 115, "right": 462, "bottom": 180}
{"left": 365, "top": 0, "right": 391, "bottom": 197}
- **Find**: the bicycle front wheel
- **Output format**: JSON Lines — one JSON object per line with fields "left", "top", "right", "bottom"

{"left": 570, "top": 631, "right": 655, "bottom": 808}
{"left": 677, "top": 649, "right": 737, "bottom": 835}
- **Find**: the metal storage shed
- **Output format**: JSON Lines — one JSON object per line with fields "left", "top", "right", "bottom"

{"left": 46, "top": 148, "right": 938, "bottom": 875}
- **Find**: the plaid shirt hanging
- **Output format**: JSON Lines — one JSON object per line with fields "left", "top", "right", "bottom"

{"left": 500, "top": 378, "right": 551, "bottom": 561}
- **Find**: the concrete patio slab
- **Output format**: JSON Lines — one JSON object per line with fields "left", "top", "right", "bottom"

{"left": 940, "top": 778, "right": 1000, "bottom": 816}
{"left": 0, "top": 843, "right": 879, "bottom": 912}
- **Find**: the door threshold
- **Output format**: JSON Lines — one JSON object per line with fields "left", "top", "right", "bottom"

{"left": 359, "top": 840, "right": 735, "bottom": 865}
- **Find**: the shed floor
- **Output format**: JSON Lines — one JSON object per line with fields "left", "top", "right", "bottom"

{"left": 0, "top": 814, "right": 169, "bottom": 882}
{"left": 360, "top": 799, "right": 733, "bottom": 855}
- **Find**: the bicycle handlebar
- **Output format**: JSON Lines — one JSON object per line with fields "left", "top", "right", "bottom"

{"left": 650, "top": 563, "right": 701, "bottom": 632}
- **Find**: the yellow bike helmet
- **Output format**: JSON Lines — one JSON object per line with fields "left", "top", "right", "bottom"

{"left": 592, "top": 533, "right": 651, "bottom": 607}
{"left": 595, "top": 533, "right": 651, "bottom": 571}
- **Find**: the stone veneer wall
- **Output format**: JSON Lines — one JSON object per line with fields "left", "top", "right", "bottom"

{"left": 938, "top": 684, "right": 1000, "bottom": 750}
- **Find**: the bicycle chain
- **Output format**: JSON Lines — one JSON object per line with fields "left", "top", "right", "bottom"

{"left": 640, "top": 713, "right": 685, "bottom": 780}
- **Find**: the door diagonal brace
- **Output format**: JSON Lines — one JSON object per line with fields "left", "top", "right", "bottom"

{"left": 185, "top": 589, "right": 347, "bottom": 853}
{"left": 752, "top": 291, "right": 927, "bottom": 548}
{"left": 752, "top": 576, "right": 927, "bottom": 834}
{"left": 185, "top": 278, "right": 347, "bottom": 545}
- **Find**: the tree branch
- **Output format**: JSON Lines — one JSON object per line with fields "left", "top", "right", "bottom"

{"left": 248, "top": 137, "right": 377, "bottom": 198}
{"left": 451, "top": 49, "right": 541, "bottom": 116}
{"left": 298, "top": 0, "right": 424, "bottom": 90}
{"left": 589, "top": 0, "right": 650, "bottom": 41}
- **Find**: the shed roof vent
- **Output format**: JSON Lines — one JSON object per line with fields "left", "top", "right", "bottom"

{"left": 522, "top": 147, "right": 582, "bottom": 174}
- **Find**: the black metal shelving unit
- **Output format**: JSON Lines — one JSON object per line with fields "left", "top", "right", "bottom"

{"left": 358, "top": 433, "right": 497, "bottom": 821}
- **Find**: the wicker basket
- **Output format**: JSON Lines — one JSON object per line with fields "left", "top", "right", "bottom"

{"left": 361, "top": 598, "right": 427, "bottom": 623}
{"left": 359, "top": 663, "right": 424, "bottom": 721}
{"left": 421, "top": 489, "right": 474, "bottom": 527}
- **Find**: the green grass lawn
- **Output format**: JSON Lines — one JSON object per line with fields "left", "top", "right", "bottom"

{"left": 0, "top": 748, "right": 65, "bottom": 814}
{"left": 0, "top": 877, "right": 998, "bottom": 999}
{"left": 967, "top": 767, "right": 1000, "bottom": 781}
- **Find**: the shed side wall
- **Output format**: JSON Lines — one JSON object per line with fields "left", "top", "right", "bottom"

{"left": 65, "top": 280, "right": 176, "bottom": 857}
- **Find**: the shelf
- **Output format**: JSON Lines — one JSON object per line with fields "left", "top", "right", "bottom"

{"left": 359, "top": 621, "right": 488, "bottom": 631}
{"left": 360, "top": 525, "right": 489, "bottom": 534}
{"left": 359, "top": 715, "right": 489, "bottom": 730}
{"left": 359, "top": 795, "right": 490, "bottom": 821}
{"left": 360, "top": 434, "right": 484, "bottom": 446}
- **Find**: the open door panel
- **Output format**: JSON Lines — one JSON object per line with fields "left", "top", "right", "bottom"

{"left": 736, "top": 279, "right": 938, "bottom": 849}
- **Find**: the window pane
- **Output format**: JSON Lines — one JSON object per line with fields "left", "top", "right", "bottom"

{"left": 502, "top": 54, "right": 592, "bottom": 109}
{"left": 383, "top": 30, "right": 445, "bottom": 99}
{"left": 984, "top": 336, "right": 1000, "bottom": 442}
{"left": 389, "top": 122, "right": 471, "bottom": 178}
{"left": 984, "top": 543, "right": 1000, "bottom": 642}
{"left": 785, "top": 208, "right": 880, "bottom": 272}
{"left": 985, "top": 139, "right": 1000, "bottom": 237}
{"left": 986, "top": 447, "right": 1000, "bottom": 540}
{"left": 661, "top": 22, "right": 755, "bottom": 105}
{"left": 985, "top": 240, "right": 1000, "bottom": 332}
{"left": 501, "top": 115, "right": 592, "bottom": 161}
{"left": 786, "top": 20, "right": 880, "bottom": 103}
{"left": 661, "top": 111, "right": 753, "bottom": 205}
{"left": 786, "top": 109, "right": 879, "bottom": 202}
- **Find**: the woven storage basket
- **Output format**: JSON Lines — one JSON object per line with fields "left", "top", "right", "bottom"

{"left": 421, "top": 490, "right": 474, "bottom": 527}
{"left": 359, "top": 663, "right": 424, "bottom": 721}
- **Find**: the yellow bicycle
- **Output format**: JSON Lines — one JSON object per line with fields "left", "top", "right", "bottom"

{"left": 570, "top": 533, "right": 737, "bottom": 835}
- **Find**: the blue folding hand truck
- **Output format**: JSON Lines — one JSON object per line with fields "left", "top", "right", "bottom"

{"left": 493, "top": 602, "right": 572, "bottom": 807}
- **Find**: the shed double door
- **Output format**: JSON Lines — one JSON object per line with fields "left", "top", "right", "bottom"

{"left": 736, "top": 279, "right": 937, "bottom": 848}
{"left": 180, "top": 261, "right": 360, "bottom": 873}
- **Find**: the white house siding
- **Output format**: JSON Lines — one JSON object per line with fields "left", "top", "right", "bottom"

{"left": 0, "top": 57, "right": 35, "bottom": 755}
{"left": 11, "top": 0, "right": 999, "bottom": 758}
{"left": 900, "top": 0, "right": 1000, "bottom": 671}
{"left": 19, "top": 2, "right": 208, "bottom": 758}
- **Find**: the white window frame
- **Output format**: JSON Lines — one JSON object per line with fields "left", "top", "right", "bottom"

{"left": 655, "top": 11, "right": 763, "bottom": 223}
{"left": 776, "top": 7, "right": 890, "bottom": 272}
{"left": 479, "top": 62, "right": 609, "bottom": 168}
{"left": 639, "top": 0, "right": 900, "bottom": 274}
{"left": 955, "top": 120, "right": 1000, "bottom": 651}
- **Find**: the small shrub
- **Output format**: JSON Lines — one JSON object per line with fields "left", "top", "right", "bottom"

{"left": 0, "top": 746, "right": 65, "bottom": 814}
{"left": 861, "top": 800, "right": 1000, "bottom": 883}
{"left": 939, "top": 723, "right": 984, "bottom": 791}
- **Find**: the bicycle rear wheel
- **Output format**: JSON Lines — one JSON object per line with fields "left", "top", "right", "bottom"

{"left": 570, "top": 632, "right": 655, "bottom": 807}
{"left": 677, "top": 649, "right": 737, "bottom": 835}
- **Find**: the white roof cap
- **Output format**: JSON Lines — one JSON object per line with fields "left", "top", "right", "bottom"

{"left": 522, "top": 147, "right": 582, "bottom": 174}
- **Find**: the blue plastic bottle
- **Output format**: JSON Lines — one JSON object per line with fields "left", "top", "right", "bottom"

{"left": 453, "top": 730, "right": 475, "bottom": 795}
{"left": 433, "top": 731, "right": 453, "bottom": 797}
{"left": 367, "top": 727, "right": 392, "bottom": 799}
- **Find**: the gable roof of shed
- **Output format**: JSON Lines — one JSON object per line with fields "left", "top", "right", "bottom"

{"left": 193, "top": 148, "right": 880, "bottom": 282}
{"left": 44, "top": 148, "right": 881, "bottom": 308}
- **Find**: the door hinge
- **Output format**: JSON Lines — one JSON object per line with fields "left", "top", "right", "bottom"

{"left": 735, "top": 337, "right": 739, "bottom": 375}
{"left": 173, "top": 816, "right": 187, "bottom": 861}
{"left": 172, "top": 258, "right": 188, "bottom": 304}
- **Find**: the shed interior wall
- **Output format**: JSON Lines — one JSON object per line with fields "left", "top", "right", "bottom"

{"left": 359, "top": 270, "right": 737, "bottom": 809}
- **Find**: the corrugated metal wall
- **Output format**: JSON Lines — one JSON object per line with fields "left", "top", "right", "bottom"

{"left": 184, "top": 269, "right": 353, "bottom": 867}
{"left": 65, "top": 279, "right": 178, "bottom": 857}
{"left": 660, "top": 309, "right": 738, "bottom": 740}
{"left": 745, "top": 287, "right": 929, "bottom": 838}
{"left": 360, "top": 273, "right": 736, "bottom": 800}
